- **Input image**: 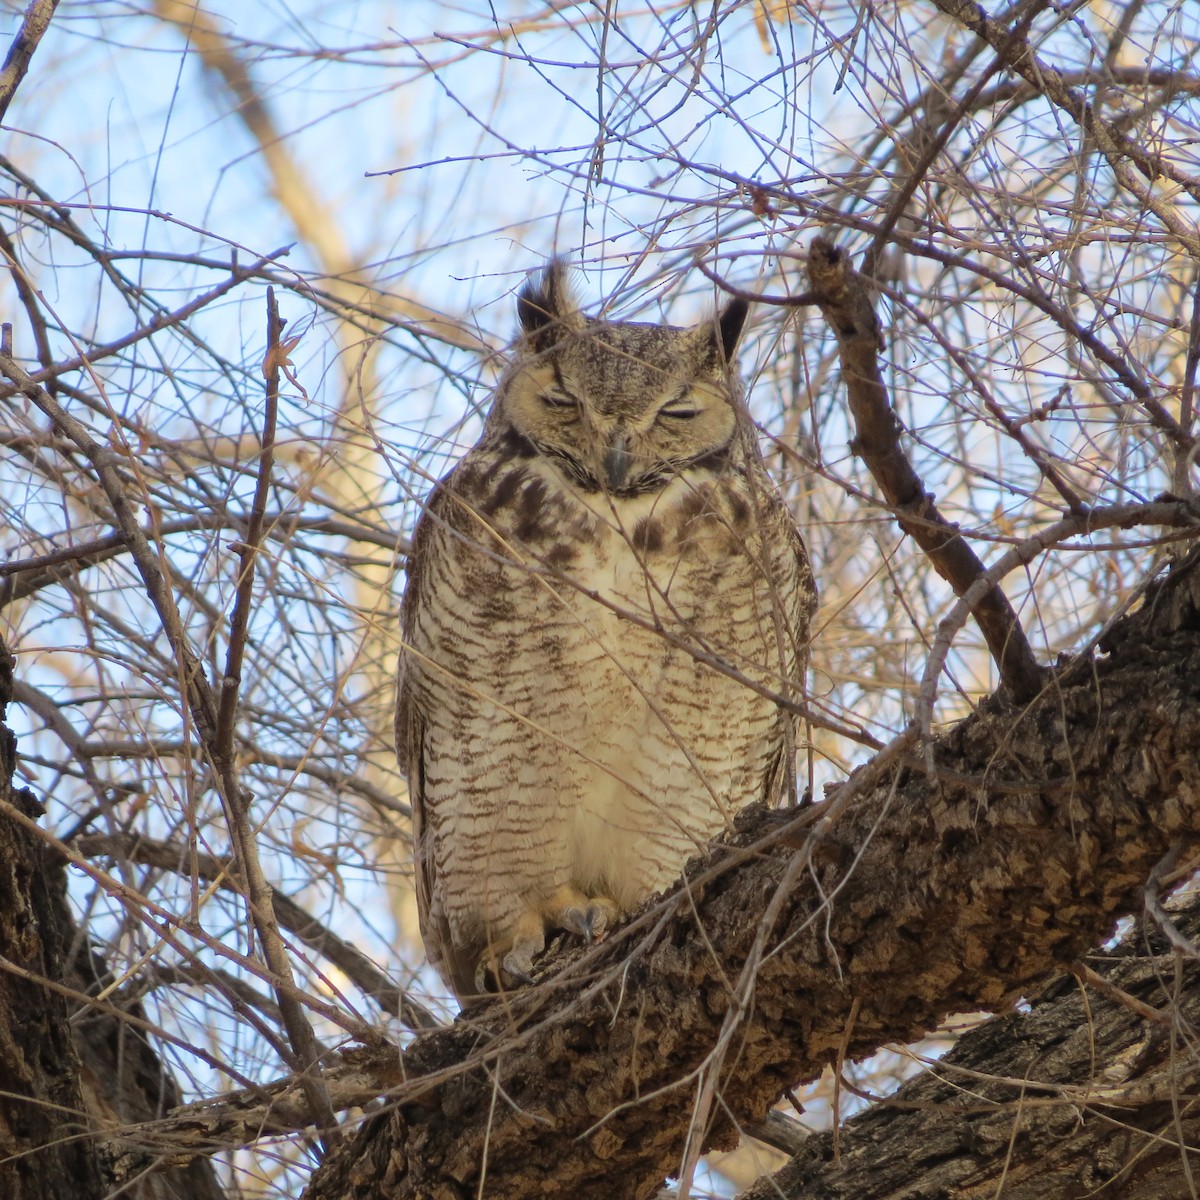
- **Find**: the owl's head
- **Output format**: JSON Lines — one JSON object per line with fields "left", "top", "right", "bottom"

{"left": 492, "top": 261, "right": 750, "bottom": 495}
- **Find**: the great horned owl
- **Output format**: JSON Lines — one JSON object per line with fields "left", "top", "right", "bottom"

{"left": 396, "top": 262, "right": 815, "bottom": 999}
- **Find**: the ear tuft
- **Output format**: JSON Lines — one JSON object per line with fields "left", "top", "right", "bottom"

{"left": 716, "top": 297, "right": 750, "bottom": 363}
{"left": 517, "top": 259, "right": 581, "bottom": 351}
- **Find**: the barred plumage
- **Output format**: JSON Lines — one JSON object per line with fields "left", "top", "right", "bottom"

{"left": 396, "top": 262, "right": 816, "bottom": 999}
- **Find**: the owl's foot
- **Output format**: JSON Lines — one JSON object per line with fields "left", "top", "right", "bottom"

{"left": 558, "top": 899, "right": 619, "bottom": 942}
{"left": 546, "top": 885, "right": 619, "bottom": 943}
{"left": 475, "top": 887, "right": 621, "bottom": 994}
{"left": 475, "top": 907, "right": 547, "bottom": 994}
{"left": 474, "top": 948, "right": 539, "bottom": 994}
{"left": 500, "top": 945, "right": 538, "bottom": 985}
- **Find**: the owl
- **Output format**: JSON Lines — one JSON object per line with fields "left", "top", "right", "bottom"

{"left": 396, "top": 262, "right": 815, "bottom": 1000}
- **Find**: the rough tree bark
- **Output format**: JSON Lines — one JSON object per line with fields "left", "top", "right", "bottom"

{"left": 745, "top": 899, "right": 1200, "bottom": 1199}
{"left": 0, "top": 638, "right": 107, "bottom": 1199}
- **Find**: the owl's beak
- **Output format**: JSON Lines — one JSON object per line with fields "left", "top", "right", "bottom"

{"left": 602, "top": 433, "right": 633, "bottom": 491}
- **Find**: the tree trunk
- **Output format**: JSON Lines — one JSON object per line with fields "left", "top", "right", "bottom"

{"left": 0, "top": 638, "right": 107, "bottom": 1200}
{"left": 0, "top": 639, "right": 228, "bottom": 1200}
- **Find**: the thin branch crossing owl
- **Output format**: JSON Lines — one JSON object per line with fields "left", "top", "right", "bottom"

{"left": 396, "top": 263, "right": 815, "bottom": 999}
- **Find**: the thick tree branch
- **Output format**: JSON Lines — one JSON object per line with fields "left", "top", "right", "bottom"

{"left": 293, "top": 542, "right": 1200, "bottom": 1199}
{"left": 806, "top": 237, "right": 1045, "bottom": 703}
{"left": 745, "top": 900, "right": 1200, "bottom": 1199}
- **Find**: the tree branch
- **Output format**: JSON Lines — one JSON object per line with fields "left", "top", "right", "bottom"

{"left": 295, "top": 542, "right": 1200, "bottom": 1199}
{"left": 744, "top": 898, "right": 1200, "bottom": 1199}
{"left": 215, "top": 286, "right": 283, "bottom": 755}
{"left": 0, "top": 0, "right": 60, "bottom": 124}
{"left": 805, "top": 237, "right": 1046, "bottom": 703}
{"left": 0, "top": 334, "right": 340, "bottom": 1143}
{"left": 75, "top": 832, "right": 438, "bottom": 1032}
{"left": 931, "top": 0, "right": 1200, "bottom": 266}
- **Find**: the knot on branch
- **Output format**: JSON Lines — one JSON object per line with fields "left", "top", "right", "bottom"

{"left": 807, "top": 237, "right": 883, "bottom": 350}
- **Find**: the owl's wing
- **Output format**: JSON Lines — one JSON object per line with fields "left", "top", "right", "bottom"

{"left": 787, "top": 510, "right": 818, "bottom": 649}
{"left": 758, "top": 484, "right": 819, "bottom": 806}
{"left": 395, "top": 483, "right": 452, "bottom": 984}
{"left": 394, "top": 649, "right": 435, "bottom": 935}
{"left": 398, "top": 476, "right": 496, "bottom": 995}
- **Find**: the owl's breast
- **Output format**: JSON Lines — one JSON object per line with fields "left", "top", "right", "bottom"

{"left": 500, "top": 457, "right": 756, "bottom": 597}
{"left": 466, "top": 457, "right": 791, "bottom": 732}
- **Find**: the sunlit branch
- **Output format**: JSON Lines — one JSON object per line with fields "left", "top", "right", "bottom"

{"left": 932, "top": 0, "right": 1200, "bottom": 259}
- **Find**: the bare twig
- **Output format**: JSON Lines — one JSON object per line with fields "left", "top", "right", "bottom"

{"left": 0, "top": 795, "right": 374, "bottom": 1040}
{"left": 1070, "top": 961, "right": 1172, "bottom": 1028}
{"left": 831, "top": 996, "right": 861, "bottom": 1166}
{"left": 862, "top": 2, "right": 1039, "bottom": 279}
{"left": 0, "top": 512, "right": 411, "bottom": 609}
{"left": 692, "top": 255, "right": 817, "bottom": 308}
{"left": 1177, "top": 274, "right": 1200, "bottom": 497}
{"left": 215, "top": 288, "right": 283, "bottom": 758}
{"left": 880, "top": 283, "right": 1088, "bottom": 512}
{"left": 0, "top": 246, "right": 290, "bottom": 399}
{"left": 76, "top": 831, "right": 439, "bottom": 1032}
{"left": 1143, "top": 844, "right": 1200, "bottom": 958}
{"left": 0, "top": 332, "right": 220, "bottom": 739}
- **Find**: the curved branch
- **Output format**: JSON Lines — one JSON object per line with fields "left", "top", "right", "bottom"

{"left": 806, "top": 237, "right": 1045, "bottom": 703}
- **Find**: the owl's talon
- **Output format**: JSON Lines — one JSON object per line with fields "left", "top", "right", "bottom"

{"left": 500, "top": 947, "right": 537, "bottom": 987}
{"left": 473, "top": 959, "right": 493, "bottom": 996}
{"left": 472, "top": 947, "right": 538, "bottom": 994}
{"left": 559, "top": 905, "right": 590, "bottom": 938}
{"left": 559, "top": 899, "right": 617, "bottom": 942}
